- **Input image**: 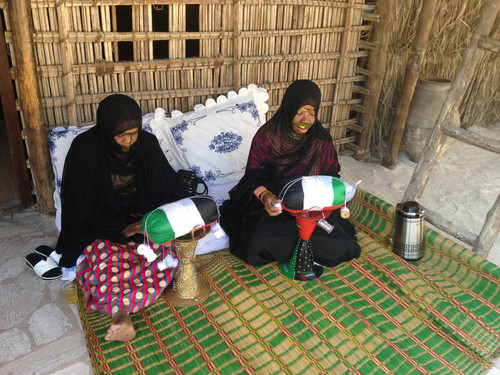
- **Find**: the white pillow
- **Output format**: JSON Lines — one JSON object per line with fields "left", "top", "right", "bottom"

{"left": 148, "top": 84, "right": 269, "bottom": 186}
{"left": 207, "top": 181, "right": 237, "bottom": 207}
{"left": 49, "top": 125, "right": 93, "bottom": 231}
{"left": 195, "top": 222, "right": 229, "bottom": 256}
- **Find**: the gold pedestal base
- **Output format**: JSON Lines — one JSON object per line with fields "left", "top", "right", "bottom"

{"left": 164, "top": 227, "right": 211, "bottom": 307}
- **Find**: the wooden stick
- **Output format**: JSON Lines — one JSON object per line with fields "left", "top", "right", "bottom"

{"left": 403, "top": 0, "right": 499, "bottom": 202}
{"left": 442, "top": 124, "right": 500, "bottom": 155}
{"left": 29, "top": 0, "right": 374, "bottom": 7}
{"left": 56, "top": 2, "right": 78, "bottom": 125}
{"left": 233, "top": 0, "right": 241, "bottom": 90}
{"left": 101, "top": 5, "right": 114, "bottom": 93}
{"left": 8, "top": 0, "right": 54, "bottom": 214}
{"left": 112, "top": 5, "right": 119, "bottom": 62}
{"left": 355, "top": 0, "right": 392, "bottom": 161}
{"left": 478, "top": 35, "right": 500, "bottom": 53}
{"left": 329, "top": 0, "right": 354, "bottom": 139}
{"left": 0, "top": 13, "right": 32, "bottom": 207}
{"left": 381, "top": 0, "right": 438, "bottom": 168}
{"left": 473, "top": 193, "right": 500, "bottom": 258}
{"left": 422, "top": 206, "right": 477, "bottom": 247}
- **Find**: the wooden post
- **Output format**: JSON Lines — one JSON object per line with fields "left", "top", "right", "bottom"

{"left": 8, "top": 0, "right": 55, "bottom": 214}
{"left": 381, "top": 0, "right": 438, "bottom": 168}
{"left": 0, "top": 13, "right": 32, "bottom": 208}
{"left": 233, "top": 0, "right": 242, "bottom": 90}
{"left": 329, "top": 0, "right": 355, "bottom": 139}
{"left": 473, "top": 192, "right": 500, "bottom": 258}
{"left": 355, "top": 0, "right": 392, "bottom": 161}
{"left": 56, "top": 2, "right": 78, "bottom": 126}
{"left": 403, "top": 0, "right": 499, "bottom": 202}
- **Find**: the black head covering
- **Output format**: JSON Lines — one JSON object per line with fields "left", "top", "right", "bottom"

{"left": 269, "top": 80, "right": 332, "bottom": 175}
{"left": 272, "top": 79, "right": 322, "bottom": 135}
{"left": 96, "top": 94, "right": 143, "bottom": 175}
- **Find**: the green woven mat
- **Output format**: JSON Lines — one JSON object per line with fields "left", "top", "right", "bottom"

{"left": 78, "top": 190, "right": 500, "bottom": 374}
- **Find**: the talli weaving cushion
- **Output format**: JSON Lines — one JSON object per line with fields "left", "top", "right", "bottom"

{"left": 141, "top": 196, "right": 219, "bottom": 245}
{"left": 147, "top": 84, "right": 269, "bottom": 186}
{"left": 279, "top": 176, "right": 358, "bottom": 213}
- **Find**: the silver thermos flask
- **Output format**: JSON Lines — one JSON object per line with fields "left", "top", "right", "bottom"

{"left": 393, "top": 201, "right": 425, "bottom": 261}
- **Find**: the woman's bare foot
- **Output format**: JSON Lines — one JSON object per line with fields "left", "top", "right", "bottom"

{"left": 104, "top": 311, "right": 136, "bottom": 342}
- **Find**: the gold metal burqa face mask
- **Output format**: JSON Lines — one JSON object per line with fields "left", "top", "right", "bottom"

{"left": 294, "top": 107, "right": 315, "bottom": 129}
{"left": 294, "top": 122, "right": 314, "bottom": 130}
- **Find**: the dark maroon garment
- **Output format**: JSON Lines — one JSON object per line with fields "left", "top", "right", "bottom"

{"left": 246, "top": 118, "right": 340, "bottom": 179}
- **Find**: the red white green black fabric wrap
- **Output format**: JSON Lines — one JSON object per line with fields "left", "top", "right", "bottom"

{"left": 141, "top": 196, "right": 219, "bottom": 244}
{"left": 279, "top": 176, "right": 357, "bottom": 213}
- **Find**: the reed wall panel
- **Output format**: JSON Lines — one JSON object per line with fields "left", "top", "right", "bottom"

{"left": 3, "top": 0, "right": 374, "bottom": 147}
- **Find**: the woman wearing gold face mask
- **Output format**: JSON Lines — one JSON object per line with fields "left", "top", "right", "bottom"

{"left": 220, "top": 80, "right": 360, "bottom": 268}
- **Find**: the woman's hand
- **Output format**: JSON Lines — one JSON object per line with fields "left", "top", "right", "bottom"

{"left": 261, "top": 191, "right": 282, "bottom": 216}
{"left": 121, "top": 220, "right": 142, "bottom": 238}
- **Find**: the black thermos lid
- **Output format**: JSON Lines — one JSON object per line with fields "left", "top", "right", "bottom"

{"left": 402, "top": 201, "right": 420, "bottom": 216}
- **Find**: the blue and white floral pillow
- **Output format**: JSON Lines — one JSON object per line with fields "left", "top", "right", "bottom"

{"left": 49, "top": 125, "right": 92, "bottom": 231}
{"left": 148, "top": 84, "right": 269, "bottom": 186}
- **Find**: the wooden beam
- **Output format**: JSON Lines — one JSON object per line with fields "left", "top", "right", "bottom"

{"left": 478, "top": 35, "right": 500, "bottom": 53}
{"left": 9, "top": 26, "right": 371, "bottom": 43}
{"left": 352, "top": 84, "right": 371, "bottom": 96}
{"left": 354, "top": 66, "right": 374, "bottom": 77}
{"left": 358, "top": 40, "right": 380, "bottom": 51}
{"left": 29, "top": 0, "right": 373, "bottom": 8}
{"left": 329, "top": 0, "right": 355, "bottom": 137}
{"left": 381, "top": 0, "right": 438, "bottom": 168}
{"left": 423, "top": 206, "right": 477, "bottom": 247}
{"left": 8, "top": 0, "right": 55, "bottom": 214}
{"left": 56, "top": 2, "right": 78, "bottom": 126}
{"left": 355, "top": 0, "right": 392, "bottom": 161}
{"left": 473, "top": 193, "right": 500, "bottom": 258}
{"left": 442, "top": 124, "right": 500, "bottom": 155}
{"left": 232, "top": 0, "right": 242, "bottom": 90}
{"left": 0, "top": 12, "right": 32, "bottom": 207}
{"left": 361, "top": 12, "right": 380, "bottom": 23}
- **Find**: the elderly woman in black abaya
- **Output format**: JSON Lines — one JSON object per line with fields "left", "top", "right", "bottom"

{"left": 27, "top": 94, "right": 189, "bottom": 342}
{"left": 220, "top": 80, "right": 360, "bottom": 268}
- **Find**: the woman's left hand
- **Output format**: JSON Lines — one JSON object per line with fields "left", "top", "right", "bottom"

{"left": 121, "top": 220, "right": 142, "bottom": 238}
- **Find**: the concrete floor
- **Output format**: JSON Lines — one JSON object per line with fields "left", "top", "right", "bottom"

{"left": 0, "top": 208, "right": 92, "bottom": 375}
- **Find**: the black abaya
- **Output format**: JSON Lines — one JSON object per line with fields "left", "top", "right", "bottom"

{"left": 56, "top": 95, "right": 188, "bottom": 267}
{"left": 220, "top": 80, "right": 361, "bottom": 268}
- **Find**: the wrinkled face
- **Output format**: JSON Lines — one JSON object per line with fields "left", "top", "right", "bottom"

{"left": 113, "top": 121, "right": 140, "bottom": 152}
{"left": 291, "top": 105, "right": 316, "bottom": 135}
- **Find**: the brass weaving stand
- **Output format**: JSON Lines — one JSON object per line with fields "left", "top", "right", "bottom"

{"left": 164, "top": 226, "right": 211, "bottom": 306}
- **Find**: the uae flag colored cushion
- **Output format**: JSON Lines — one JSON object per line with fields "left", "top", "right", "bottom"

{"left": 141, "top": 196, "right": 219, "bottom": 245}
{"left": 279, "top": 176, "right": 356, "bottom": 214}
